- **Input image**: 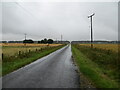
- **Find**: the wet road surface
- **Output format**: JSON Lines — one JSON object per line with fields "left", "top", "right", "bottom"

{"left": 3, "top": 45, "right": 80, "bottom": 88}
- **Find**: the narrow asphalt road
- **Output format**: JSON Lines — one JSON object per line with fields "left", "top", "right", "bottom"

{"left": 3, "top": 45, "right": 80, "bottom": 88}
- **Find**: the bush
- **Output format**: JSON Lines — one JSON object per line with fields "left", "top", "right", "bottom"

{"left": 23, "top": 39, "right": 34, "bottom": 43}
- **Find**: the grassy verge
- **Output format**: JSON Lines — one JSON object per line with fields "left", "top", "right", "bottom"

{"left": 72, "top": 44, "right": 119, "bottom": 88}
{"left": 3, "top": 45, "right": 65, "bottom": 76}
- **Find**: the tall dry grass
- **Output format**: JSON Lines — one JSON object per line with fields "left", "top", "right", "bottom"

{"left": 1, "top": 43, "right": 62, "bottom": 57}
{"left": 80, "top": 44, "right": 119, "bottom": 53}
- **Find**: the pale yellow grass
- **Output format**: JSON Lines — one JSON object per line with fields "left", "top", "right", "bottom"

{"left": 1, "top": 43, "right": 62, "bottom": 56}
{"left": 1, "top": 43, "right": 62, "bottom": 47}
{"left": 2, "top": 47, "right": 42, "bottom": 56}
{"left": 80, "top": 44, "right": 119, "bottom": 53}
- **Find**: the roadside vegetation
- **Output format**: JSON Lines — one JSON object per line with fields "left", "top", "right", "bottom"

{"left": 2, "top": 44, "right": 65, "bottom": 76}
{"left": 72, "top": 44, "right": 119, "bottom": 88}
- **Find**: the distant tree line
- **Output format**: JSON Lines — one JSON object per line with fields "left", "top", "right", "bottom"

{"left": 23, "top": 38, "right": 54, "bottom": 44}
{"left": 38, "top": 38, "right": 53, "bottom": 44}
{"left": 1, "top": 40, "right": 118, "bottom": 44}
{"left": 71, "top": 41, "right": 119, "bottom": 44}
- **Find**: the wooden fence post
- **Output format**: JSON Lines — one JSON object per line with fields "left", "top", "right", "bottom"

{"left": 2, "top": 53, "right": 3, "bottom": 60}
{"left": 18, "top": 51, "right": 21, "bottom": 55}
{"left": 29, "top": 49, "right": 31, "bottom": 53}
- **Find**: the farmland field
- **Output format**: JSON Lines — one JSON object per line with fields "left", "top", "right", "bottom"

{"left": 1, "top": 43, "right": 64, "bottom": 75}
{"left": 80, "top": 44, "right": 119, "bottom": 52}
{"left": 1, "top": 43, "right": 61, "bottom": 47}
{"left": 72, "top": 44, "right": 119, "bottom": 88}
{"left": 1, "top": 43, "right": 62, "bottom": 57}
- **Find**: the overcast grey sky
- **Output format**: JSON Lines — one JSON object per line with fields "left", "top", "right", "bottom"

{"left": 1, "top": 1, "right": 118, "bottom": 41}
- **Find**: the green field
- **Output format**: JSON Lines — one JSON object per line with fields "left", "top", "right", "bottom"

{"left": 72, "top": 44, "right": 119, "bottom": 88}
{"left": 2, "top": 45, "right": 65, "bottom": 76}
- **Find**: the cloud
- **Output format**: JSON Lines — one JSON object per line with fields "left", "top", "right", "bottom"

{"left": 2, "top": 2, "right": 118, "bottom": 41}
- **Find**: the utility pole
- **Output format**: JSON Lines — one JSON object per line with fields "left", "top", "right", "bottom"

{"left": 24, "top": 33, "right": 27, "bottom": 46}
{"left": 88, "top": 13, "right": 95, "bottom": 48}
{"left": 25, "top": 33, "right": 27, "bottom": 40}
{"left": 61, "top": 35, "right": 62, "bottom": 44}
